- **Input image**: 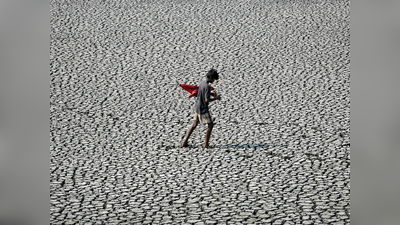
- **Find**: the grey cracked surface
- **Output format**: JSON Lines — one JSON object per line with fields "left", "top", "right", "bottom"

{"left": 50, "top": 0, "right": 350, "bottom": 224}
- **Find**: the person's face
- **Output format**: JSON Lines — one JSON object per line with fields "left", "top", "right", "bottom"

{"left": 210, "top": 78, "right": 215, "bottom": 83}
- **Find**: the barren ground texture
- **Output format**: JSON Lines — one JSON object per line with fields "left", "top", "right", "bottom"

{"left": 50, "top": 0, "right": 350, "bottom": 224}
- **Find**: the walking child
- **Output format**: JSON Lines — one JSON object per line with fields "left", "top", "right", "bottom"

{"left": 182, "top": 69, "right": 221, "bottom": 149}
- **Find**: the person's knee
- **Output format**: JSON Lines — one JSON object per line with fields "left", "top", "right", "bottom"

{"left": 208, "top": 122, "right": 214, "bottom": 129}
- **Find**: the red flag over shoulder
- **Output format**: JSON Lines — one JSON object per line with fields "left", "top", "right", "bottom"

{"left": 180, "top": 84, "right": 214, "bottom": 98}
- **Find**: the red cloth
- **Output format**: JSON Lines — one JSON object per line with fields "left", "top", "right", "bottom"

{"left": 180, "top": 84, "right": 214, "bottom": 98}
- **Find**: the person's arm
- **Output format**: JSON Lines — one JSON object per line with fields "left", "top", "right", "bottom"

{"left": 205, "top": 95, "right": 221, "bottom": 103}
{"left": 205, "top": 97, "right": 215, "bottom": 103}
{"left": 204, "top": 85, "right": 220, "bottom": 103}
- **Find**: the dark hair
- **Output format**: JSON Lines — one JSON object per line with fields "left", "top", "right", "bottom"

{"left": 206, "top": 69, "right": 219, "bottom": 80}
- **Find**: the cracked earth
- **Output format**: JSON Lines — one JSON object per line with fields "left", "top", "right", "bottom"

{"left": 50, "top": 0, "right": 350, "bottom": 224}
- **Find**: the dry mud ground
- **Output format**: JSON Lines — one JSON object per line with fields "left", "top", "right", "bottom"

{"left": 50, "top": 0, "right": 350, "bottom": 224}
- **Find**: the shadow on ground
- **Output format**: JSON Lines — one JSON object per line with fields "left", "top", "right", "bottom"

{"left": 169, "top": 143, "right": 288, "bottom": 149}
{"left": 213, "top": 143, "right": 288, "bottom": 149}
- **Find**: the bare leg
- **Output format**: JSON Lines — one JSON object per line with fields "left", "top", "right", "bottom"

{"left": 182, "top": 120, "right": 198, "bottom": 147}
{"left": 204, "top": 122, "right": 214, "bottom": 148}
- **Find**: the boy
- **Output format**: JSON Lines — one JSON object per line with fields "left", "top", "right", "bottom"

{"left": 182, "top": 69, "right": 221, "bottom": 149}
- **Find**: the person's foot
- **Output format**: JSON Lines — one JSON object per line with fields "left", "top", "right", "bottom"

{"left": 203, "top": 144, "right": 214, "bottom": 149}
{"left": 182, "top": 142, "right": 189, "bottom": 147}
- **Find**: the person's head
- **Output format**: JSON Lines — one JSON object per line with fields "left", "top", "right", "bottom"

{"left": 205, "top": 69, "right": 219, "bottom": 83}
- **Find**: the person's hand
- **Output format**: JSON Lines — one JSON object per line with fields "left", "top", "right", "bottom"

{"left": 216, "top": 95, "right": 221, "bottom": 100}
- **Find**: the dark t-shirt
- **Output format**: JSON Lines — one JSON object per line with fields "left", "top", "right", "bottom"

{"left": 194, "top": 80, "right": 211, "bottom": 114}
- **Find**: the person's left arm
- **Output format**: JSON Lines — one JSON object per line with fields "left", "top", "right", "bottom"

{"left": 205, "top": 87, "right": 221, "bottom": 103}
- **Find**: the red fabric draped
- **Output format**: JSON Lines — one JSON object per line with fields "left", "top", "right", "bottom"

{"left": 180, "top": 84, "right": 214, "bottom": 98}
